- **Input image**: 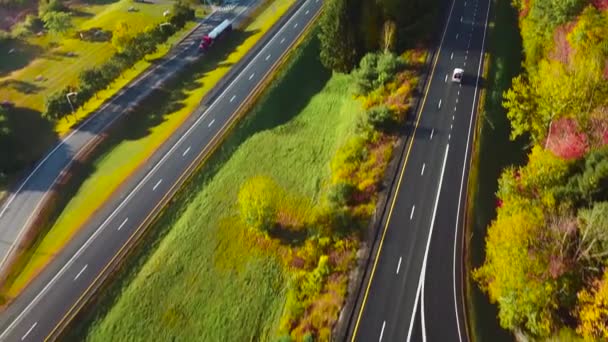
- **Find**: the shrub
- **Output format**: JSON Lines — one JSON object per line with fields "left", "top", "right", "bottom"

{"left": 237, "top": 176, "right": 280, "bottom": 233}
{"left": 366, "top": 105, "right": 395, "bottom": 131}
{"left": 327, "top": 182, "right": 356, "bottom": 207}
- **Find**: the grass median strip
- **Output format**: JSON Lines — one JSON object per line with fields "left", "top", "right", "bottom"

{"left": 0, "top": 0, "right": 296, "bottom": 301}
{"left": 68, "top": 31, "right": 363, "bottom": 340}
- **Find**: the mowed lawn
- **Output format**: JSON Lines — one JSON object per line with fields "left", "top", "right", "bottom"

{"left": 0, "top": 0, "right": 177, "bottom": 114}
{"left": 76, "top": 36, "right": 363, "bottom": 340}
{"left": 1, "top": 0, "right": 296, "bottom": 300}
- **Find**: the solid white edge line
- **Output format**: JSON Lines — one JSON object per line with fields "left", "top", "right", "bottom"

{"left": 20, "top": 322, "right": 36, "bottom": 341}
{"left": 0, "top": 0, "right": 258, "bottom": 275}
{"left": 452, "top": 1, "right": 492, "bottom": 341}
{"left": 408, "top": 144, "right": 450, "bottom": 342}
{"left": 73, "top": 264, "right": 87, "bottom": 281}
{"left": 0, "top": 0, "right": 317, "bottom": 337}
{"left": 117, "top": 217, "right": 129, "bottom": 231}
{"left": 379, "top": 320, "right": 386, "bottom": 342}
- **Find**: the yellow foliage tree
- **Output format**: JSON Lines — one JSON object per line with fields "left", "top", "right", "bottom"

{"left": 237, "top": 176, "right": 280, "bottom": 233}
{"left": 576, "top": 269, "right": 608, "bottom": 341}
{"left": 112, "top": 21, "right": 135, "bottom": 53}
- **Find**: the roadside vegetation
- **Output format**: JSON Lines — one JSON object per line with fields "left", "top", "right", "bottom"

{"left": 0, "top": 0, "right": 296, "bottom": 302}
{"left": 0, "top": 0, "right": 206, "bottom": 194}
{"left": 473, "top": 0, "right": 608, "bottom": 340}
{"left": 464, "top": 0, "right": 525, "bottom": 340}
{"left": 67, "top": 0, "right": 434, "bottom": 338}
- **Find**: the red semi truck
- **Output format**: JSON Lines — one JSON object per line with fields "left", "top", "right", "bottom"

{"left": 199, "top": 19, "right": 232, "bottom": 51}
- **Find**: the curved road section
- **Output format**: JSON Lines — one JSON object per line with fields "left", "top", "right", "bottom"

{"left": 0, "top": 0, "right": 256, "bottom": 278}
{"left": 347, "top": 0, "right": 490, "bottom": 340}
{"left": 0, "top": 0, "right": 321, "bottom": 340}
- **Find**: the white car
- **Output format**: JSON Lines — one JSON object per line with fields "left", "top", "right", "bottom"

{"left": 452, "top": 68, "right": 464, "bottom": 83}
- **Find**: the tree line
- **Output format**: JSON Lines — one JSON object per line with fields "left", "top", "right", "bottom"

{"left": 317, "top": 0, "right": 436, "bottom": 73}
{"left": 474, "top": 0, "right": 608, "bottom": 339}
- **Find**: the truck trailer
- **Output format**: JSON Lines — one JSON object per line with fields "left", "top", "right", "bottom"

{"left": 199, "top": 19, "right": 232, "bottom": 51}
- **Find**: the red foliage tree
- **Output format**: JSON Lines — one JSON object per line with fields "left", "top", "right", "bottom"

{"left": 591, "top": 0, "right": 608, "bottom": 10}
{"left": 545, "top": 118, "right": 589, "bottom": 159}
{"left": 550, "top": 23, "right": 575, "bottom": 65}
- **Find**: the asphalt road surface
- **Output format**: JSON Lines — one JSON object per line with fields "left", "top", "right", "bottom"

{"left": 347, "top": 0, "right": 490, "bottom": 340}
{"left": 0, "top": 0, "right": 257, "bottom": 277}
{"left": 0, "top": 0, "right": 321, "bottom": 340}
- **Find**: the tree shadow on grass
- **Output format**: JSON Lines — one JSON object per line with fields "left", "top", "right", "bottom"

{"left": 0, "top": 39, "right": 44, "bottom": 77}
{"left": 1, "top": 106, "right": 57, "bottom": 177}
{"left": 63, "top": 35, "right": 328, "bottom": 339}
{"left": 0, "top": 79, "right": 45, "bottom": 95}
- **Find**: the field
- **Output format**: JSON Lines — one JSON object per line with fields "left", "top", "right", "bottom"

{"left": 68, "top": 33, "right": 363, "bottom": 340}
{"left": 0, "top": 0, "right": 297, "bottom": 301}
{"left": 464, "top": 0, "right": 525, "bottom": 340}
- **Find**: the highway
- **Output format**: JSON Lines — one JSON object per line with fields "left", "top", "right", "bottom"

{"left": 347, "top": 0, "right": 490, "bottom": 340}
{"left": 0, "top": 0, "right": 256, "bottom": 280}
{"left": 0, "top": 0, "right": 321, "bottom": 340}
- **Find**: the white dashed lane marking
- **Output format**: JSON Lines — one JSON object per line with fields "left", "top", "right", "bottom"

{"left": 21, "top": 322, "right": 37, "bottom": 341}
{"left": 117, "top": 217, "right": 129, "bottom": 231}
{"left": 73, "top": 264, "right": 87, "bottom": 281}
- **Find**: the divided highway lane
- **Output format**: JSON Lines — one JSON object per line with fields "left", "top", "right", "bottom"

{"left": 348, "top": 0, "right": 490, "bottom": 340}
{"left": 422, "top": 0, "right": 490, "bottom": 340}
{"left": 0, "top": 0, "right": 255, "bottom": 276}
{"left": 0, "top": 0, "right": 321, "bottom": 340}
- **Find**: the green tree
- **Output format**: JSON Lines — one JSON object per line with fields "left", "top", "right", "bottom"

{"left": 237, "top": 176, "right": 279, "bottom": 233}
{"left": 317, "top": 0, "right": 358, "bottom": 72}
{"left": 79, "top": 67, "right": 106, "bottom": 96}
{"left": 42, "top": 11, "right": 72, "bottom": 36}
{"left": 575, "top": 202, "right": 608, "bottom": 265}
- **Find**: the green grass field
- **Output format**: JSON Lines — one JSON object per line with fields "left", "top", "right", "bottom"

{"left": 465, "top": 0, "right": 525, "bottom": 340}
{"left": 69, "top": 34, "right": 363, "bottom": 340}
{"left": 0, "top": 0, "right": 296, "bottom": 301}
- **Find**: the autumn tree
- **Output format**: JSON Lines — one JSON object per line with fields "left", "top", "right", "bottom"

{"left": 576, "top": 269, "right": 608, "bottom": 340}
{"left": 473, "top": 198, "right": 560, "bottom": 336}
{"left": 237, "top": 176, "right": 280, "bottom": 233}
{"left": 112, "top": 21, "right": 134, "bottom": 53}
